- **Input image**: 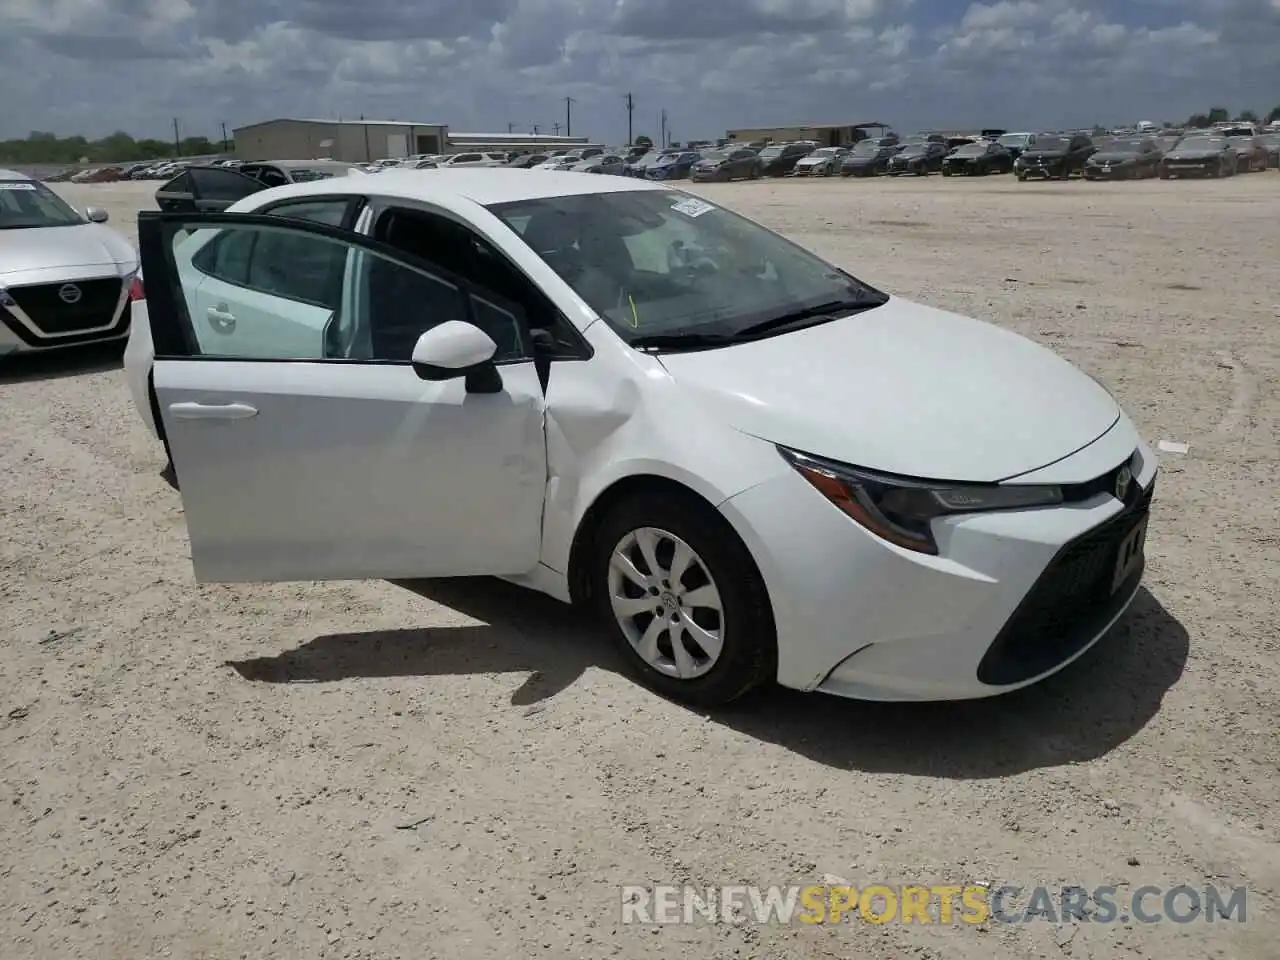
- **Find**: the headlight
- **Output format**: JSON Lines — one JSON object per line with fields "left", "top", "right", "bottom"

{"left": 779, "top": 447, "right": 1063, "bottom": 555}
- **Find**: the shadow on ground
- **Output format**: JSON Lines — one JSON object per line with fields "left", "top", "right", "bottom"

{"left": 0, "top": 341, "right": 124, "bottom": 383}
{"left": 227, "top": 579, "right": 1188, "bottom": 779}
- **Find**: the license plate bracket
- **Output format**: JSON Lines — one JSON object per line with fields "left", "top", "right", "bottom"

{"left": 1111, "top": 516, "right": 1148, "bottom": 593}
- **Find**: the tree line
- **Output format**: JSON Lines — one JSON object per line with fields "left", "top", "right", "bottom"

{"left": 3, "top": 104, "right": 1278, "bottom": 165}
{"left": 0, "top": 130, "right": 230, "bottom": 165}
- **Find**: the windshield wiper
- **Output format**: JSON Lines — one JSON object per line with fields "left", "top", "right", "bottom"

{"left": 732, "top": 296, "right": 886, "bottom": 339}
{"left": 629, "top": 332, "right": 740, "bottom": 352}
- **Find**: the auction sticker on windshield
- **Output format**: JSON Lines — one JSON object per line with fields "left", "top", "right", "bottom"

{"left": 0, "top": 183, "right": 37, "bottom": 190}
{"left": 671, "top": 197, "right": 715, "bottom": 218}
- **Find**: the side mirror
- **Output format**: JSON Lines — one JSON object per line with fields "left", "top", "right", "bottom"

{"left": 411, "top": 321, "right": 502, "bottom": 393}
{"left": 85, "top": 207, "right": 109, "bottom": 223}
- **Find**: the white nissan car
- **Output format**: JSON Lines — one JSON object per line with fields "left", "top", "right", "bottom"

{"left": 123, "top": 169, "right": 1156, "bottom": 706}
{"left": 1, "top": 169, "right": 141, "bottom": 357}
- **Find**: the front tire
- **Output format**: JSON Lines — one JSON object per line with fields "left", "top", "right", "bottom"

{"left": 591, "top": 494, "right": 776, "bottom": 706}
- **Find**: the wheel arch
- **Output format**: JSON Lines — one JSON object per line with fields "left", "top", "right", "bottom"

{"left": 566, "top": 473, "right": 762, "bottom": 610}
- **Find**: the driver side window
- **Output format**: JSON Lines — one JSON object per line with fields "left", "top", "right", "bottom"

{"left": 172, "top": 221, "right": 476, "bottom": 362}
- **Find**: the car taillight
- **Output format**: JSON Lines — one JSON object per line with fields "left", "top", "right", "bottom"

{"left": 128, "top": 276, "right": 144, "bottom": 301}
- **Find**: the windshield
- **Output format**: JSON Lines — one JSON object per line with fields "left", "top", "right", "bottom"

{"left": 1031, "top": 136, "right": 1068, "bottom": 151}
{"left": 851, "top": 141, "right": 881, "bottom": 156}
{"left": 998, "top": 134, "right": 1031, "bottom": 147}
{"left": 699, "top": 151, "right": 728, "bottom": 161}
{"left": 813, "top": 147, "right": 842, "bottom": 156}
{"left": 1102, "top": 139, "right": 1143, "bottom": 153}
{"left": 953, "top": 142, "right": 988, "bottom": 156}
{"left": 1178, "top": 136, "right": 1225, "bottom": 149}
{"left": 757, "top": 146, "right": 783, "bottom": 158}
{"left": 897, "top": 144, "right": 928, "bottom": 156}
{"left": 489, "top": 190, "right": 885, "bottom": 345}
{"left": 0, "top": 180, "right": 84, "bottom": 229}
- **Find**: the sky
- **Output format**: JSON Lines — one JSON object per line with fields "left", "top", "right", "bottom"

{"left": 1, "top": 0, "right": 1278, "bottom": 144}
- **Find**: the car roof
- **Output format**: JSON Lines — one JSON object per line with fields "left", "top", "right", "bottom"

{"left": 0, "top": 169, "right": 33, "bottom": 180}
{"left": 242, "top": 167, "right": 670, "bottom": 206}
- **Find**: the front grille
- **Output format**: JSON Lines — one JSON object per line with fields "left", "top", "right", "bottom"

{"left": 976, "top": 480, "right": 1154, "bottom": 687}
{"left": 6, "top": 278, "right": 123, "bottom": 335}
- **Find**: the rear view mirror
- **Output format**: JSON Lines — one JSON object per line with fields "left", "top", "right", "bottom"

{"left": 411, "top": 321, "right": 502, "bottom": 393}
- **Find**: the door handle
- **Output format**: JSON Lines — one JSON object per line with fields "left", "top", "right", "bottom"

{"left": 207, "top": 304, "right": 236, "bottom": 331}
{"left": 168, "top": 402, "right": 258, "bottom": 420}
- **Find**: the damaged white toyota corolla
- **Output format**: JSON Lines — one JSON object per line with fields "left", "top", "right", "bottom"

{"left": 123, "top": 168, "right": 1156, "bottom": 706}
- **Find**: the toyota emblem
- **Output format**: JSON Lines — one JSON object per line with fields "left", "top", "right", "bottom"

{"left": 1114, "top": 465, "right": 1132, "bottom": 502}
{"left": 58, "top": 283, "right": 82, "bottom": 304}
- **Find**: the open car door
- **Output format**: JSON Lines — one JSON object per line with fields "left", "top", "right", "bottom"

{"left": 155, "top": 165, "right": 268, "bottom": 214}
{"left": 137, "top": 210, "right": 548, "bottom": 582}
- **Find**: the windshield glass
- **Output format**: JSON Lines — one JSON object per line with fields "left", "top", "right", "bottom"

{"left": 1102, "top": 139, "right": 1143, "bottom": 152}
{"left": 1031, "top": 136, "right": 1068, "bottom": 151}
{"left": 757, "top": 146, "right": 783, "bottom": 158}
{"left": 489, "top": 190, "right": 884, "bottom": 344}
{"left": 1178, "top": 136, "right": 1225, "bottom": 148}
{"left": 0, "top": 180, "right": 84, "bottom": 229}
{"left": 998, "top": 134, "right": 1031, "bottom": 147}
{"left": 851, "top": 141, "right": 881, "bottom": 156}
{"left": 813, "top": 147, "right": 841, "bottom": 156}
{"left": 699, "top": 151, "right": 728, "bottom": 161}
{"left": 897, "top": 144, "right": 928, "bottom": 156}
{"left": 953, "top": 142, "right": 987, "bottom": 156}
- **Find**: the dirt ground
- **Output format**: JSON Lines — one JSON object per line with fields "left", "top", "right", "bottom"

{"left": 2, "top": 174, "right": 1278, "bottom": 960}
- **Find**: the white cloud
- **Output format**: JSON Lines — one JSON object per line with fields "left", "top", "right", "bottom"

{"left": 0, "top": 0, "right": 1276, "bottom": 142}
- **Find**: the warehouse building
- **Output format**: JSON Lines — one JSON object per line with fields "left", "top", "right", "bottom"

{"left": 725, "top": 121, "right": 893, "bottom": 147}
{"left": 231, "top": 118, "right": 593, "bottom": 162}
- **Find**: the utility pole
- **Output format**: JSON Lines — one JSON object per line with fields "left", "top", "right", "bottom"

{"left": 625, "top": 92, "right": 634, "bottom": 145}
{"left": 220, "top": 121, "right": 228, "bottom": 153}
{"left": 564, "top": 97, "right": 574, "bottom": 136}
{"left": 172, "top": 117, "right": 181, "bottom": 156}
{"left": 659, "top": 109, "right": 667, "bottom": 148}
{"left": 532, "top": 123, "right": 540, "bottom": 135}
{"left": 508, "top": 122, "right": 515, "bottom": 133}
{"left": 553, "top": 122, "right": 561, "bottom": 135}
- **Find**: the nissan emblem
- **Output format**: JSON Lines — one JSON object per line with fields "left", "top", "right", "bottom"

{"left": 58, "top": 283, "right": 82, "bottom": 304}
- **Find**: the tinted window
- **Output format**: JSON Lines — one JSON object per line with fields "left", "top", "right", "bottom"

{"left": 245, "top": 229, "right": 345, "bottom": 308}
{"left": 189, "top": 168, "right": 264, "bottom": 201}
{"left": 263, "top": 199, "right": 351, "bottom": 226}
{"left": 191, "top": 231, "right": 254, "bottom": 284}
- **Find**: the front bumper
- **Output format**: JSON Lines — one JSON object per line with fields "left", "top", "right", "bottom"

{"left": 1018, "top": 160, "right": 1066, "bottom": 178}
{"left": 0, "top": 269, "right": 133, "bottom": 357}
{"left": 718, "top": 424, "right": 1158, "bottom": 700}
{"left": 841, "top": 163, "right": 879, "bottom": 176}
{"left": 1161, "top": 159, "right": 1219, "bottom": 176}
{"left": 1083, "top": 163, "right": 1132, "bottom": 180}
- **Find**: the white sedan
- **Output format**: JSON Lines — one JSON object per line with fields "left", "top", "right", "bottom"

{"left": 123, "top": 169, "right": 1157, "bottom": 706}
{"left": 1, "top": 169, "right": 141, "bottom": 357}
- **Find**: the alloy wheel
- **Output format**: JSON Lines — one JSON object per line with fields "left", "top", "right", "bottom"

{"left": 607, "top": 527, "right": 724, "bottom": 680}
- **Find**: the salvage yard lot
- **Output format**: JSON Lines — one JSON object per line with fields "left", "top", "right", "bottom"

{"left": 2, "top": 176, "right": 1278, "bottom": 959}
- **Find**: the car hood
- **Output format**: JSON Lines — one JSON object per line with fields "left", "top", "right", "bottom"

{"left": 1091, "top": 152, "right": 1139, "bottom": 162}
{"left": 795, "top": 156, "right": 827, "bottom": 165}
{"left": 0, "top": 222, "right": 138, "bottom": 278}
{"left": 656, "top": 296, "right": 1119, "bottom": 482}
{"left": 1167, "top": 149, "right": 1222, "bottom": 160}
{"left": 1021, "top": 150, "right": 1067, "bottom": 161}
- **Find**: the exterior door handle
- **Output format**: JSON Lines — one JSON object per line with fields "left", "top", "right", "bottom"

{"left": 169, "top": 402, "right": 258, "bottom": 420}
{"left": 207, "top": 304, "right": 236, "bottom": 331}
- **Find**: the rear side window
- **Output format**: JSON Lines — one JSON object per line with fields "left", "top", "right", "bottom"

{"left": 189, "top": 168, "right": 263, "bottom": 200}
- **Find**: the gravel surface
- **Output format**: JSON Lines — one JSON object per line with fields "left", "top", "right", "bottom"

{"left": 2, "top": 175, "right": 1277, "bottom": 959}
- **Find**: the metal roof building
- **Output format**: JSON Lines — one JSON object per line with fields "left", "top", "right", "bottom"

{"left": 231, "top": 119, "right": 596, "bottom": 162}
